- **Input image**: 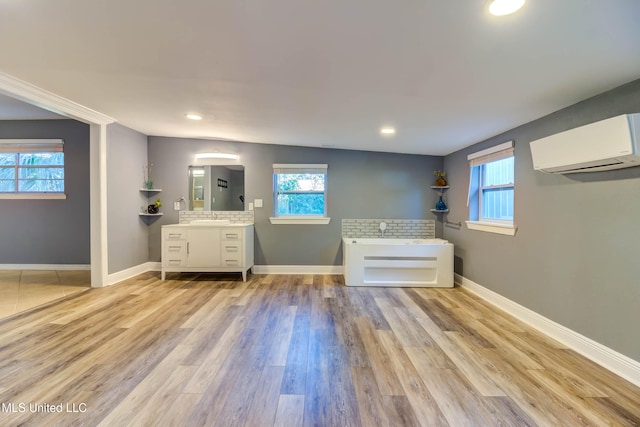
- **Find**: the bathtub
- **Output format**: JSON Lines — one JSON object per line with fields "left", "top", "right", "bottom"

{"left": 342, "top": 238, "right": 454, "bottom": 287}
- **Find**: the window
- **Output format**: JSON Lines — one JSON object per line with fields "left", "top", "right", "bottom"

{"left": 270, "top": 164, "right": 330, "bottom": 224}
{"left": 466, "top": 141, "right": 516, "bottom": 235}
{"left": 479, "top": 156, "right": 514, "bottom": 222}
{"left": 0, "top": 139, "right": 65, "bottom": 199}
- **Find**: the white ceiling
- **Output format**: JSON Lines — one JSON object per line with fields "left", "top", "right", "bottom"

{"left": 1, "top": 0, "right": 639, "bottom": 156}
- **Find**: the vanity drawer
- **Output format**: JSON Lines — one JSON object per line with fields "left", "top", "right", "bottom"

{"left": 222, "top": 258, "right": 241, "bottom": 267}
{"left": 164, "top": 230, "right": 188, "bottom": 241}
{"left": 163, "top": 255, "right": 187, "bottom": 267}
{"left": 222, "top": 243, "right": 241, "bottom": 254}
{"left": 163, "top": 241, "right": 187, "bottom": 255}
{"left": 221, "top": 229, "right": 243, "bottom": 241}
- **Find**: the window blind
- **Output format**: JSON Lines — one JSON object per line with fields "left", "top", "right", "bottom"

{"left": 273, "top": 164, "right": 327, "bottom": 174}
{"left": 467, "top": 141, "right": 513, "bottom": 167}
{"left": 0, "top": 139, "right": 64, "bottom": 153}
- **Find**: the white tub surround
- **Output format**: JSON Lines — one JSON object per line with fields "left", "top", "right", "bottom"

{"left": 342, "top": 238, "right": 453, "bottom": 287}
{"left": 162, "top": 222, "right": 254, "bottom": 281}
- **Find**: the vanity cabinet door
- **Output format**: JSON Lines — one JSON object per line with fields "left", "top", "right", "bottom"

{"left": 187, "top": 228, "right": 221, "bottom": 267}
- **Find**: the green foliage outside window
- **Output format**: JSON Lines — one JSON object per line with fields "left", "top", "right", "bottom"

{"left": 275, "top": 173, "right": 325, "bottom": 215}
{"left": 0, "top": 152, "right": 64, "bottom": 193}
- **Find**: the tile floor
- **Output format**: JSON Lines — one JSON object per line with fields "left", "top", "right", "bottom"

{"left": 0, "top": 270, "right": 91, "bottom": 319}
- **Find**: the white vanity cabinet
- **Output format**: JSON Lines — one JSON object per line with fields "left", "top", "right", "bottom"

{"left": 161, "top": 224, "right": 254, "bottom": 281}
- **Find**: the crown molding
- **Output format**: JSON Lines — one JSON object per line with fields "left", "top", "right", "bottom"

{"left": 0, "top": 72, "right": 115, "bottom": 125}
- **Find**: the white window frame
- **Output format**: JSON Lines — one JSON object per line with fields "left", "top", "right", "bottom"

{"left": 478, "top": 160, "right": 514, "bottom": 225}
{"left": 466, "top": 141, "right": 516, "bottom": 236}
{"left": 269, "top": 163, "right": 330, "bottom": 225}
{"left": 0, "top": 139, "right": 66, "bottom": 200}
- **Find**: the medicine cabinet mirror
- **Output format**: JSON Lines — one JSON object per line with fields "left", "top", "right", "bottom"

{"left": 188, "top": 165, "right": 244, "bottom": 211}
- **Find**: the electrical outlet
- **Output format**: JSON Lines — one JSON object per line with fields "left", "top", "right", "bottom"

{"left": 174, "top": 202, "right": 181, "bottom": 210}
{"left": 249, "top": 202, "right": 254, "bottom": 211}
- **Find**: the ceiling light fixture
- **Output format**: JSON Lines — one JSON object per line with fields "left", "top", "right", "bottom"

{"left": 380, "top": 127, "right": 396, "bottom": 135}
{"left": 185, "top": 113, "right": 203, "bottom": 121}
{"left": 489, "top": 0, "right": 525, "bottom": 16}
{"left": 195, "top": 152, "right": 239, "bottom": 160}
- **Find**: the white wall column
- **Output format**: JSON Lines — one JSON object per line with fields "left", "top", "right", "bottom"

{"left": 90, "top": 123, "right": 109, "bottom": 287}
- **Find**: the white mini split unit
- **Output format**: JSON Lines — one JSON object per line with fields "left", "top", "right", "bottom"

{"left": 529, "top": 113, "right": 640, "bottom": 174}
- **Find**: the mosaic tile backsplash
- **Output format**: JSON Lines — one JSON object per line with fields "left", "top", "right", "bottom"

{"left": 341, "top": 219, "right": 435, "bottom": 239}
{"left": 179, "top": 210, "right": 255, "bottom": 224}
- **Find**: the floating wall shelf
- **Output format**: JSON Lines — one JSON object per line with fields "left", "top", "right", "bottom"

{"left": 140, "top": 189, "right": 163, "bottom": 219}
{"left": 430, "top": 186, "right": 450, "bottom": 214}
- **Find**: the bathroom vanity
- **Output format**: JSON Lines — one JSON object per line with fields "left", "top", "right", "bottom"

{"left": 161, "top": 221, "right": 254, "bottom": 281}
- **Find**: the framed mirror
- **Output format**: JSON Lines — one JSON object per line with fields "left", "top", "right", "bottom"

{"left": 188, "top": 165, "right": 244, "bottom": 211}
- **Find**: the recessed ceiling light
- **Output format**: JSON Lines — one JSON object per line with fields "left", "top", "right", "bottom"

{"left": 186, "top": 113, "right": 202, "bottom": 121}
{"left": 489, "top": 0, "right": 525, "bottom": 16}
{"left": 380, "top": 127, "right": 396, "bottom": 135}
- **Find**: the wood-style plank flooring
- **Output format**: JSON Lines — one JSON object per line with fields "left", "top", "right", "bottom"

{"left": 0, "top": 272, "right": 639, "bottom": 426}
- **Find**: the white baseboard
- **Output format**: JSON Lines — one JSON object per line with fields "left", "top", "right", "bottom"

{"left": 106, "top": 264, "right": 342, "bottom": 284}
{"left": 252, "top": 265, "right": 344, "bottom": 275}
{"left": 0, "top": 264, "right": 91, "bottom": 271}
{"left": 455, "top": 273, "right": 640, "bottom": 388}
{"left": 106, "top": 262, "right": 160, "bottom": 286}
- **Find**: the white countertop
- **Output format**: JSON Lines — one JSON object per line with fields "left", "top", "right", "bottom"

{"left": 163, "top": 222, "right": 254, "bottom": 228}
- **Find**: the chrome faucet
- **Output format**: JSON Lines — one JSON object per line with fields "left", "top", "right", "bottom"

{"left": 379, "top": 221, "right": 387, "bottom": 238}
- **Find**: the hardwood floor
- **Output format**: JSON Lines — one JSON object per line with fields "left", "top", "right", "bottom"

{"left": 0, "top": 272, "right": 638, "bottom": 426}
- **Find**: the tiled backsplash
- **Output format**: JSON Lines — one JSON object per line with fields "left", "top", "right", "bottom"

{"left": 179, "top": 210, "right": 255, "bottom": 224}
{"left": 178, "top": 214, "right": 431, "bottom": 238}
{"left": 342, "top": 219, "right": 435, "bottom": 239}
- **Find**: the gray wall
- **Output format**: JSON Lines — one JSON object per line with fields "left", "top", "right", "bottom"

{"left": 229, "top": 169, "right": 245, "bottom": 211}
{"left": 148, "top": 137, "right": 443, "bottom": 265}
{"left": 443, "top": 78, "right": 640, "bottom": 362}
{"left": 106, "top": 123, "right": 150, "bottom": 274}
{"left": 210, "top": 166, "right": 235, "bottom": 211}
{"left": 0, "top": 119, "right": 90, "bottom": 264}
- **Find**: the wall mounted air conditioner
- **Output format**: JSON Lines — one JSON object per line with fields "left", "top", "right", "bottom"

{"left": 529, "top": 113, "right": 640, "bottom": 174}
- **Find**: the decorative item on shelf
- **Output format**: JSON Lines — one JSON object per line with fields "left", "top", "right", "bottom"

{"left": 147, "top": 198, "right": 162, "bottom": 214}
{"left": 143, "top": 163, "right": 154, "bottom": 189}
{"left": 433, "top": 170, "right": 447, "bottom": 187}
{"left": 435, "top": 195, "right": 448, "bottom": 211}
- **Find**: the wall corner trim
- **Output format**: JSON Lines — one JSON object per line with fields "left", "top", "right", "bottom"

{"left": 455, "top": 273, "right": 640, "bottom": 388}
{"left": 106, "top": 262, "right": 160, "bottom": 287}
